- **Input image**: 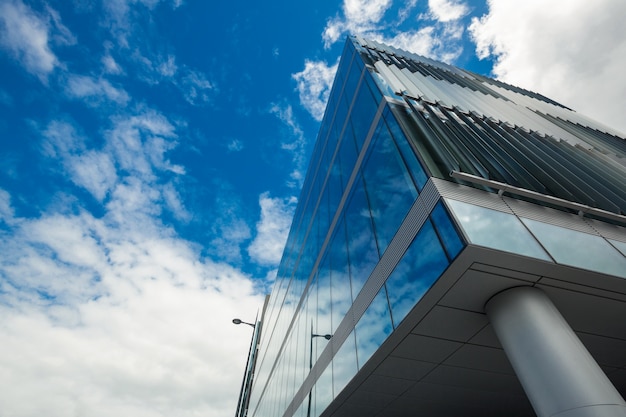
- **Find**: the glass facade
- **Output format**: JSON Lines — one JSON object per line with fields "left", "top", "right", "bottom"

{"left": 247, "top": 38, "right": 466, "bottom": 417}
{"left": 246, "top": 37, "right": 626, "bottom": 417}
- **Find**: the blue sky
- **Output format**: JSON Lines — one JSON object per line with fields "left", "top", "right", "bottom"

{"left": 0, "top": 0, "right": 625, "bottom": 416}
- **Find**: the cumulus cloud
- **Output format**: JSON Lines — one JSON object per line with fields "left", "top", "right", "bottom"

{"left": 0, "top": 0, "right": 66, "bottom": 81}
{"left": 323, "top": 0, "right": 393, "bottom": 48}
{"left": 248, "top": 193, "right": 297, "bottom": 266}
{"left": 0, "top": 207, "right": 264, "bottom": 417}
{"left": 427, "top": 0, "right": 469, "bottom": 22}
{"left": 469, "top": 0, "right": 626, "bottom": 133}
{"left": 316, "top": 0, "right": 469, "bottom": 85}
{"left": 292, "top": 60, "right": 339, "bottom": 122}
{"left": 0, "top": 105, "right": 265, "bottom": 417}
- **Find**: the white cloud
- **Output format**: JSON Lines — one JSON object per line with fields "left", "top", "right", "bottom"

{"left": 162, "top": 182, "right": 192, "bottom": 222}
{"left": 69, "top": 151, "right": 118, "bottom": 201}
{"left": 0, "top": 0, "right": 61, "bottom": 81}
{"left": 427, "top": 0, "right": 469, "bottom": 22}
{"left": 323, "top": 0, "right": 393, "bottom": 48}
{"left": 66, "top": 74, "right": 130, "bottom": 105}
{"left": 0, "top": 210, "right": 264, "bottom": 417}
{"left": 248, "top": 192, "right": 297, "bottom": 266}
{"left": 269, "top": 102, "right": 309, "bottom": 187}
{"left": 42, "top": 120, "right": 118, "bottom": 202}
{"left": 469, "top": 0, "right": 626, "bottom": 133}
{"left": 178, "top": 68, "right": 213, "bottom": 105}
{"left": 0, "top": 188, "right": 15, "bottom": 225}
{"left": 319, "top": 0, "right": 467, "bottom": 69}
{"left": 102, "top": 54, "right": 123, "bottom": 75}
{"left": 375, "top": 24, "right": 464, "bottom": 63}
{"left": 227, "top": 138, "right": 244, "bottom": 152}
{"left": 292, "top": 60, "right": 338, "bottom": 122}
{"left": 0, "top": 105, "right": 266, "bottom": 417}
{"left": 157, "top": 54, "right": 178, "bottom": 77}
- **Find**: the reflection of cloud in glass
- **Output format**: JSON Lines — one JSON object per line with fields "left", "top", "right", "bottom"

{"left": 362, "top": 118, "right": 418, "bottom": 253}
{"left": 386, "top": 220, "right": 449, "bottom": 328}
{"left": 355, "top": 287, "right": 393, "bottom": 368}
{"left": 344, "top": 176, "right": 380, "bottom": 297}
{"left": 332, "top": 330, "right": 358, "bottom": 398}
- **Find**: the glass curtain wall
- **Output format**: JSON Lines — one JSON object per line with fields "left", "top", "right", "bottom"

{"left": 248, "top": 38, "right": 465, "bottom": 417}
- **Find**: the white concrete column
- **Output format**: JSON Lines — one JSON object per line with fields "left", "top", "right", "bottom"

{"left": 485, "top": 286, "right": 626, "bottom": 417}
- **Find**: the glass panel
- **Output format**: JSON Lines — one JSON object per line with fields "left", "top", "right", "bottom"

{"left": 344, "top": 174, "right": 380, "bottom": 299}
{"left": 315, "top": 260, "right": 332, "bottom": 366}
{"left": 355, "top": 286, "right": 393, "bottom": 368}
{"left": 431, "top": 201, "right": 465, "bottom": 260}
{"left": 446, "top": 199, "right": 551, "bottom": 261}
{"left": 337, "top": 119, "right": 359, "bottom": 192}
{"left": 609, "top": 239, "right": 626, "bottom": 257}
{"left": 521, "top": 218, "right": 626, "bottom": 278}
{"left": 343, "top": 56, "right": 362, "bottom": 103}
{"left": 386, "top": 220, "right": 450, "bottom": 328}
{"left": 313, "top": 362, "right": 333, "bottom": 417}
{"left": 361, "top": 118, "right": 418, "bottom": 254}
{"left": 332, "top": 330, "right": 358, "bottom": 398}
{"left": 385, "top": 106, "right": 428, "bottom": 191}
{"left": 330, "top": 219, "right": 352, "bottom": 333}
{"left": 349, "top": 79, "right": 379, "bottom": 151}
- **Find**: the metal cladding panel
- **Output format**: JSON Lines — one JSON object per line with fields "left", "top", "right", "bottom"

{"left": 367, "top": 46, "right": 626, "bottom": 215}
{"left": 503, "top": 196, "right": 601, "bottom": 235}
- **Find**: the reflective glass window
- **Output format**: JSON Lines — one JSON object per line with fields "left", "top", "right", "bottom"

{"left": 344, "top": 174, "right": 380, "bottom": 299}
{"left": 431, "top": 201, "right": 465, "bottom": 260}
{"left": 330, "top": 218, "right": 352, "bottom": 333}
{"left": 361, "top": 118, "right": 418, "bottom": 254}
{"left": 363, "top": 70, "right": 383, "bottom": 103}
{"left": 343, "top": 56, "right": 362, "bottom": 103}
{"left": 332, "top": 330, "right": 358, "bottom": 398}
{"left": 385, "top": 107, "right": 428, "bottom": 191}
{"left": 337, "top": 121, "right": 359, "bottom": 192}
{"left": 521, "top": 218, "right": 626, "bottom": 278}
{"left": 355, "top": 286, "right": 393, "bottom": 368}
{"left": 315, "top": 260, "right": 332, "bottom": 366}
{"left": 349, "top": 83, "right": 379, "bottom": 151}
{"left": 313, "top": 362, "right": 333, "bottom": 417}
{"left": 386, "top": 220, "right": 449, "bottom": 328}
{"left": 446, "top": 199, "right": 552, "bottom": 261}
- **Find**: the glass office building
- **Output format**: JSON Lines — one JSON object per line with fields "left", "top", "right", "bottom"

{"left": 245, "top": 37, "right": 626, "bottom": 417}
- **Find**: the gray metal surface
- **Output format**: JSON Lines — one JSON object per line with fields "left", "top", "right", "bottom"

{"left": 486, "top": 286, "right": 626, "bottom": 417}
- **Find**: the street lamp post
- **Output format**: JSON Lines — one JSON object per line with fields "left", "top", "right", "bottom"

{"left": 307, "top": 321, "right": 332, "bottom": 417}
{"left": 233, "top": 316, "right": 262, "bottom": 417}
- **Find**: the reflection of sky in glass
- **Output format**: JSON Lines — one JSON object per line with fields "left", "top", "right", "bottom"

{"left": 355, "top": 287, "right": 393, "bottom": 368}
{"left": 446, "top": 199, "right": 551, "bottom": 261}
{"left": 362, "top": 117, "right": 418, "bottom": 254}
{"left": 329, "top": 219, "right": 353, "bottom": 333}
{"left": 332, "top": 330, "right": 358, "bottom": 399}
{"left": 521, "top": 218, "right": 626, "bottom": 278}
{"left": 314, "top": 362, "right": 333, "bottom": 417}
{"left": 386, "top": 220, "right": 449, "bottom": 328}
{"left": 431, "top": 201, "right": 465, "bottom": 260}
{"left": 610, "top": 239, "right": 626, "bottom": 257}
{"left": 344, "top": 175, "right": 380, "bottom": 297}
